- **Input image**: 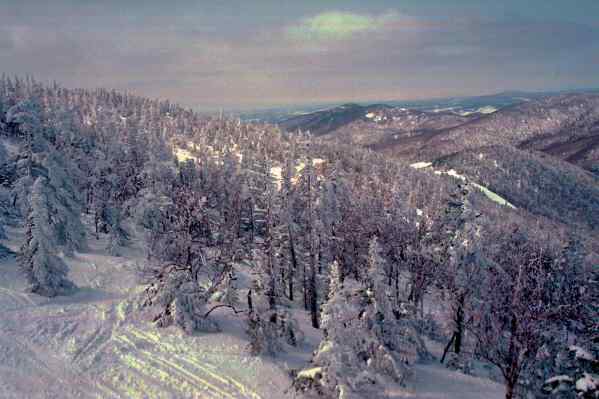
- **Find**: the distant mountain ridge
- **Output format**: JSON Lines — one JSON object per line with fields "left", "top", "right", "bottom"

{"left": 235, "top": 88, "right": 599, "bottom": 125}
{"left": 277, "top": 90, "right": 599, "bottom": 233}
{"left": 278, "top": 91, "right": 599, "bottom": 172}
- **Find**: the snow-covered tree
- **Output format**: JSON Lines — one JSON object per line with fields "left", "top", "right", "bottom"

{"left": 18, "top": 177, "right": 75, "bottom": 297}
{"left": 470, "top": 229, "right": 589, "bottom": 399}
{"left": 104, "top": 206, "right": 128, "bottom": 256}
{"left": 42, "top": 150, "right": 86, "bottom": 254}
{"left": 295, "top": 254, "right": 414, "bottom": 399}
{"left": 246, "top": 306, "right": 304, "bottom": 357}
{"left": 0, "top": 141, "right": 10, "bottom": 253}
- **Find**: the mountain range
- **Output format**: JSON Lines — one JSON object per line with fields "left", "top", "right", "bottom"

{"left": 277, "top": 90, "right": 599, "bottom": 234}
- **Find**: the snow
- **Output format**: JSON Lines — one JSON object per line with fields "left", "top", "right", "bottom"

{"left": 471, "top": 183, "right": 516, "bottom": 209}
{"left": 174, "top": 147, "right": 198, "bottom": 163}
{"left": 569, "top": 345, "right": 594, "bottom": 361}
{"left": 458, "top": 106, "right": 498, "bottom": 117}
{"left": 400, "top": 363, "right": 504, "bottom": 399}
{"left": 174, "top": 142, "right": 225, "bottom": 164}
{"left": 297, "top": 367, "right": 323, "bottom": 379}
{"left": 0, "top": 218, "right": 510, "bottom": 399}
{"left": 270, "top": 166, "right": 283, "bottom": 189}
{"left": 0, "top": 187, "right": 508, "bottom": 399}
{"left": 410, "top": 162, "right": 433, "bottom": 169}
{"left": 0, "top": 225, "right": 294, "bottom": 399}
{"left": 410, "top": 162, "right": 516, "bottom": 209}
{"left": 395, "top": 339, "right": 504, "bottom": 399}
{"left": 545, "top": 375, "right": 574, "bottom": 384}
{"left": 576, "top": 373, "right": 598, "bottom": 393}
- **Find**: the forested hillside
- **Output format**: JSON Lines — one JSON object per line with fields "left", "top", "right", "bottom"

{"left": 0, "top": 77, "right": 596, "bottom": 399}
{"left": 279, "top": 93, "right": 599, "bottom": 175}
{"left": 436, "top": 145, "right": 599, "bottom": 232}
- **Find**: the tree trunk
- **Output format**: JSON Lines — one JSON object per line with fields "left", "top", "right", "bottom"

{"left": 309, "top": 260, "right": 319, "bottom": 328}
{"left": 505, "top": 316, "right": 520, "bottom": 399}
{"left": 441, "top": 333, "right": 456, "bottom": 364}
{"left": 505, "top": 379, "right": 515, "bottom": 399}
{"left": 394, "top": 263, "right": 400, "bottom": 305}
{"left": 94, "top": 211, "right": 100, "bottom": 240}
{"left": 249, "top": 199, "right": 255, "bottom": 244}
{"left": 454, "top": 294, "right": 464, "bottom": 355}
{"left": 288, "top": 225, "right": 297, "bottom": 301}
{"left": 247, "top": 289, "right": 253, "bottom": 315}
{"left": 309, "top": 278, "right": 319, "bottom": 328}
{"left": 302, "top": 261, "right": 308, "bottom": 310}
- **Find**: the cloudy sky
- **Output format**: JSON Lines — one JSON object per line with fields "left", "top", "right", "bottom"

{"left": 1, "top": 0, "right": 598, "bottom": 109}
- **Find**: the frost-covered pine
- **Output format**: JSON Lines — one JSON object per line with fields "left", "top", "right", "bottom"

{"left": 140, "top": 263, "right": 220, "bottom": 334}
{"left": 247, "top": 257, "right": 304, "bottom": 356}
{"left": 221, "top": 269, "right": 240, "bottom": 307}
{"left": 6, "top": 98, "right": 49, "bottom": 182}
{"left": 102, "top": 205, "right": 128, "bottom": 256}
{"left": 327, "top": 260, "right": 342, "bottom": 297}
{"left": 295, "top": 255, "right": 412, "bottom": 399}
{"left": 247, "top": 308, "right": 303, "bottom": 356}
{"left": 43, "top": 150, "right": 86, "bottom": 254}
{"left": 18, "top": 177, "right": 75, "bottom": 297}
{"left": 0, "top": 141, "right": 10, "bottom": 253}
{"left": 7, "top": 99, "right": 47, "bottom": 216}
{"left": 365, "top": 237, "right": 429, "bottom": 364}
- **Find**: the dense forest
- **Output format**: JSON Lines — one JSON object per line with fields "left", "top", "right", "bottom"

{"left": 0, "top": 76, "right": 597, "bottom": 399}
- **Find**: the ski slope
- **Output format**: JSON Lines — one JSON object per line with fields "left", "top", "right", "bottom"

{"left": 0, "top": 225, "right": 506, "bottom": 399}
{"left": 0, "top": 229, "right": 290, "bottom": 399}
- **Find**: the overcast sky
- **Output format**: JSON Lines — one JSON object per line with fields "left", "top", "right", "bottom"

{"left": 1, "top": 0, "right": 598, "bottom": 109}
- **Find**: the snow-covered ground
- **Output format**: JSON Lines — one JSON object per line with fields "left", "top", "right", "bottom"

{"left": 392, "top": 338, "right": 504, "bottom": 399}
{"left": 0, "top": 227, "right": 298, "bottom": 399}
{"left": 0, "top": 217, "right": 505, "bottom": 399}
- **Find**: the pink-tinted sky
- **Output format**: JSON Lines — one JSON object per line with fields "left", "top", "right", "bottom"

{"left": 1, "top": 0, "right": 598, "bottom": 109}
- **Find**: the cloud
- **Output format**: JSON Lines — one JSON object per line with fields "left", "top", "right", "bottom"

{"left": 1, "top": 2, "right": 598, "bottom": 109}
{"left": 286, "top": 11, "right": 398, "bottom": 41}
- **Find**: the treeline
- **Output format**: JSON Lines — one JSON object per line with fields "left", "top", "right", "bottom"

{"left": 0, "top": 76, "right": 596, "bottom": 399}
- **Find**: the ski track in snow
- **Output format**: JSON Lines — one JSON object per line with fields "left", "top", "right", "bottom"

{"left": 0, "top": 232, "right": 271, "bottom": 399}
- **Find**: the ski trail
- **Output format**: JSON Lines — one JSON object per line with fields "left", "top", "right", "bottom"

{"left": 111, "top": 333, "right": 237, "bottom": 398}
{"left": 4, "top": 335, "right": 103, "bottom": 399}
{"left": 0, "top": 286, "right": 36, "bottom": 309}
{"left": 71, "top": 301, "right": 125, "bottom": 364}
{"left": 127, "top": 327, "right": 262, "bottom": 399}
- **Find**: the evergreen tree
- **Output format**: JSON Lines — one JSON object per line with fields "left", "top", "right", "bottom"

{"left": 295, "top": 255, "right": 413, "bottom": 399}
{"left": 18, "top": 177, "right": 75, "bottom": 297}
{"left": 42, "top": 150, "right": 86, "bottom": 254}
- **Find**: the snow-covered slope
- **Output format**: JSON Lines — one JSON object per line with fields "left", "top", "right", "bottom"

{"left": 0, "top": 221, "right": 508, "bottom": 398}
{"left": 0, "top": 226, "right": 297, "bottom": 399}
